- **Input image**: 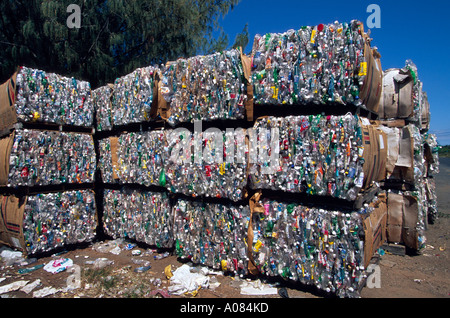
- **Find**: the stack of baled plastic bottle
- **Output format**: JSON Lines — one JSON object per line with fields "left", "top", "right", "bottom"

{"left": 0, "top": 67, "right": 97, "bottom": 255}
{"left": 0, "top": 19, "right": 440, "bottom": 298}
{"left": 238, "top": 20, "right": 390, "bottom": 297}
{"left": 94, "top": 47, "right": 253, "bottom": 276}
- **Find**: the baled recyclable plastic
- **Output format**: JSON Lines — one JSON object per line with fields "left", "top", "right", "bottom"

{"left": 249, "top": 197, "right": 369, "bottom": 297}
{"left": 165, "top": 127, "right": 248, "bottom": 201}
{"left": 111, "top": 66, "right": 157, "bottom": 126}
{"left": 23, "top": 190, "right": 97, "bottom": 254}
{"left": 173, "top": 199, "right": 250, "bottom": 276}
{"left": 14, "top": 66, "right": 93, "bottom": 127}
{"left": 248, "top": 114, "right": 367, "bottom": 201}
{"left": 102, "top": 189, "right": 173, "bottom": 248}
{"left": 7, "top": 129, "right": 96, "bottom": 187}
{"left": 161, "top": 49, "right": 248, "bottom": 125}
{"left": 250, "top": 20, "right": 381, "bottom": 111}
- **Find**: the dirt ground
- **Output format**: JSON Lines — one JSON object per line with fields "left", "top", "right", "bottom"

{"left": 1, "top": 161, "right": 449, "bottom": 301}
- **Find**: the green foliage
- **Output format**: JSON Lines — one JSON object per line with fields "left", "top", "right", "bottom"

{"left": 438, "top": 145, "right": 450, "bottom": 158}
{"left": 232, "top": 23, "right": 249, "bottom": 51}
{"left": 0, "top": 0, "right": 244, "bottom": 88}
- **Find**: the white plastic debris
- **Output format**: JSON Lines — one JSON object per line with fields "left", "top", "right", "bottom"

{"left": 93, "top": 239, "right": 124, "bottom": 255}
{"left": 0, "top": 249, "right": 25, "bottom": 266}
{"left": 85, "top": 258, "right": 114, "bottom": 269}
{"left": 0, "top": 280, "right": 29, "bottom": 294}
{"left": 20, "top": 279, "right": 42, "bottom": 294}
{"left": 240, "top": 279, "right": 278, "bottom": 296}
{"left": 32, "top": 286, "right": 61, "bottom": 298}
{"left": 168, "top": 264, "right": 210, "bottom": 295}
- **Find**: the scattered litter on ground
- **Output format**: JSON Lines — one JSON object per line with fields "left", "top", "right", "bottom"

{"left": 164, "top": 264, "right": 173, "bottom": 279}
{"left": 18, "top": 264, "right": 44, "bottom": 274}
{"left": 134, "top": 265, "right": 151, "bottom": 273}
{"left": 0, "top": 280, "right": 29, "bottom": 294}
{"left": 93, "top": 239, "right": 124, "bottom": 255}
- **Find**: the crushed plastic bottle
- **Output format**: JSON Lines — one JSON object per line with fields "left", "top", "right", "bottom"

{"left": 153, "top": 251, "right": 170, "bottom": 260}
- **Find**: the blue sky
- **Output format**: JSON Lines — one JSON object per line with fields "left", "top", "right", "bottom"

{"left": 219, "top": 0, "right": 450, "bottom": 145}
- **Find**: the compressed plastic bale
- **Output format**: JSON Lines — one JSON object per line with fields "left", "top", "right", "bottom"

{"left": 14, "top": 66, "right": 94, "bottom": 127}
{"left": 102, "top": 189, "right": 173, "bottom": 248}
{"left": 381, "top": 124, "right": 425, "bottom": 185}
{"left": 22, "top": 190, "right": 97, "bottom": 254}
{"left": 173, "top": 199, "right": 250, "bottom": 276}
{"left": 116, "top": 130, "right": 167, "bottom": 186}
{"left": 92, "top": 84, "right": 113, "bottom": 131}
{"left": 423, "top": 133, "right": 439, "bottom": 177}
{"left": 111, "top": 66, "right": 157, "bottom": 126}
{"left": 386, "top": 190, "right": 427, "bottom": 251}
{"left": 99, "top": 128, "right": 248, "bottom": 201}
{"left": 250, "top": 20, "right": 377, "bottom": 109}
{"left": 7, "top": 129, "right": 96, "bottom": 187}
{"left": 420, "top": 90, "right": 430, "bottom": 131}
{"left": 380, "top": 60, "right": 426, "bottom": 125}
{"left": 248, "top": 114, "right": 366, "bottom": 201}
{"left": 249, "top": 197, "right": 369, "bottom": 298}
{"left": 424, "top": 177, "right": 438, "bottom": 224}
{"left": 160, "top": 49, "right": 248, "bottom": 126}
{"left": 164, "top": 127, "right": 248, "bottom": 201}
{"left": 98, "top": 132, "right": 166, "bottom": 186}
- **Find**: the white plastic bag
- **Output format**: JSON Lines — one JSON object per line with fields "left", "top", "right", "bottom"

{"left": 168, "top": 264, "right": 210, "bottom": 295}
